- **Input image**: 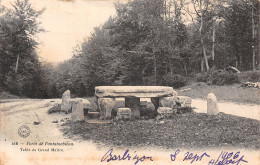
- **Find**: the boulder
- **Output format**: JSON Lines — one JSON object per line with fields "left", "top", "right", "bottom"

{"left": 98, "top": 98, "right": 115, "bottom": 119}
{"left": 125, "top": 97, "right": 140, "bottom": 117}
{"left": 71, "top": 99, "right": 84, "bottom": 122}
{"left": 95, "top": 86, "right": 175, "bottom": 98}
{"left": 207, "top": 93, "right": 219, "bottom": 115}
{"left": 61, "top": 90, "right": 71, "bottom": 113}
{"left": 159, "top": 96, "right": 176, "bottom": 108}
{"left": 117, "top": 108, "right": 131, "bottom": 120}
{"left": 157, "top": 107, "right": 175, "bottom": 114}
{"left": 156, "top": 107, "right": 175, "bottom": 120}
{"left": 175, "top": 96, "right": 192, "bottom": 108}
{"left": 73, "top": 98, "right": 91, "bottom": 110}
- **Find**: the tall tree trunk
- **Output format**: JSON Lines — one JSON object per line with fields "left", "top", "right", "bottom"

{"left": 252, "top": 3, "right": 256, "bottom": 71}
{"left": 15, "top": 54, "right": 19, "bottom": 73}
{"left": 153, "top": 53, "right": 157, "bottom": 83}
{"left": 199, "top": 3, "right": 209, "bottom": 72}
{"left": 257, "top": 1, "right": 260, "bottom": 70}
{"left": 183, "top": 62, "right": 187, "bottom": 75}
{"left": 201, "top": 59, "right": 204, "bottom": 72}
{"left": 212, "top": 17, "right": 216, "bottom": 65}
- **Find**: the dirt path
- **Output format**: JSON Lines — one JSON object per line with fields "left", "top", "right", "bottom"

{"left": 0, "top": 99, "right": 74, "bottom": 143}
{"left": 192, "top": 99, "right": 259, "bottom": 120}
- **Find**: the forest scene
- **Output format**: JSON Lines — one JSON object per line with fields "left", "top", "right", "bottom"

{"left": 0, "top": 0, "right": 259, "bottom": 99}
{"left": 1, "top": 1, "right": 260, "bottom": 163}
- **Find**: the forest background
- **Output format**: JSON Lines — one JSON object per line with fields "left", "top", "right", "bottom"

{"left": 0, "top": 0, "right": 259, "bottom": 98}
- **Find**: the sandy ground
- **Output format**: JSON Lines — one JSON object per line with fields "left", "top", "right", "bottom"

{"left": 0, "top": 99, "right": 259, "bottom": 165}
{"left": 192, "top": 99, "right": 260, "bottom": 121}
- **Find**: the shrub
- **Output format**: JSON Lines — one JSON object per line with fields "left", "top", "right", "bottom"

{"left": 196, "top": 73, "right": 209, "bottom": 82}
{"left": 162, "top": 74, "right": 188, "bottom": 88}
{"left": 238, "top": 71, "right": 260, "bottom": 82}
{"left": 209, "top": 71, "right": 239, "bottom": 85}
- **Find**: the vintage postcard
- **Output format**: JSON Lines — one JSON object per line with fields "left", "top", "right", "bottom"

{"left": 0, "top": 0, "right": 259, "bottom": 164}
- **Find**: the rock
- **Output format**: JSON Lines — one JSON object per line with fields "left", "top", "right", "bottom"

{"left": 71, "top": 99, "right": 84, "bottom": 122}
{"left": 61, "top": 90, "right": 71, "bottom": 113}
{"left": 156, "top": 107, "right": 175, "bottom": 120}
{"left": 33, "top": 121, "right": 40, "bottom": 125}
{"left": 98, "top": 98, "right": 115, "bottom": 119}
{"left": 146, "top": 102, "right": 155, "bottom": 111}
{"left": 125, "top": 97, "right": 140, "bottom": 117}
{"left": 173, "top": 91, "right": 178, "bottom": 97}
{"left": 95, "top": 86, "right": 175, "bottom": 98}
{"left": 157, "top": 107, "right": 174, "bottom": 114}
{"left": 159, "top": 96, "right": 176, "bottom": 108}
{"left": 159, "top": 121, "right": 165, "bottom": 124}
{"left": 117, "top": 108, "right": 131, "bottom": 120}
{"left": 207, "top": 93, "right": 219, "bottom": 115}
{"left": 73, "top": 98, "right": 91, "bottom": 110}
{"left": 175, "top": 96, "right": 192, "bottom": 108}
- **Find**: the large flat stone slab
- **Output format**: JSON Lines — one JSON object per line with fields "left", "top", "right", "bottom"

{"left": 95, "top": 86, "right": 174, "bottom": 98}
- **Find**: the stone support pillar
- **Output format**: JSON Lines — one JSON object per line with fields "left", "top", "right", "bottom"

{"left": 125, "top": 97, "right": 140, "bottom": 117}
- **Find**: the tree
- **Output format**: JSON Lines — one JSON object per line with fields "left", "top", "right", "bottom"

{"left": 0, "top": 0, "right": 45, "bottom": 97}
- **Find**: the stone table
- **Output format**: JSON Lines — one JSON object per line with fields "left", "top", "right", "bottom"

{"left": 95, "top": 86, "right": 175, "bottom": 119}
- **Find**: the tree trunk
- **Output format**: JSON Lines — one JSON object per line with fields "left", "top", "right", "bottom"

{"left": 153, "top": 52, "right": 157, "bottom": 84}
{"left": 15, "top": 54, "right": 19, "bottom": 73}
{"left": 199, "top": 4, "right": 209, "bottom": 72}
{"left": 252, "top": 3, "right": 256, "bottom": 71}
{"left": 183, "top": 62, "right": 187, "bottom": 75}
{"left": 201, "top": 59, "right": 204, "bottom": 72}
{"left": 257, "top": 1, "right": 260, "bottom": 70}
{"left": 212, "top": 17, "right": 216, "bottom": 63}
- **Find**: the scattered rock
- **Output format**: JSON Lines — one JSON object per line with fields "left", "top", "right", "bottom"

{"left": 33, "top": 121, "right": 40, "bottom": 125}
{"left": 156, "top": 107, "right": 175, "bottom": 120}
{"left": 241, "top": 82, "right": 260, "bottom": 88}
{"left": 61, "top": 90, "right": 71, "bottom": 113}
{"left": 48, "top": 104, "right": 61, "bottom": 114}
{"left": 159, "top": 96, "right": 176, "bottom": 108}
{"left": 52, "top": 120, "right": 58, "bottom": 123}
{"left": 159, "top": 121, "right": 165, "bottom": 124}
{"left": 175, "top": 96, "right": 192, "bottom": 108}
{"left": 117, "top": 108, "right": 131, "bottom": 120}
{"left": 157, "top": 107, "right": 174, "bottom": 114}
{"left": 207, "top": 93, "right": 219, "bottom": 115}
{"left": 33, "top": 113, "right": 41, "bottom": 125}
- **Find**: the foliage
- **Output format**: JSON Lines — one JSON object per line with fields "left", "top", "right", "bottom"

{"left": 0, "top": 0, "right": 45, "bottom": 98}
{"left": 1, "top": 0, "right": 259, "bottom": 98}
{"left": 209, "top": 71, "right": 240, "bottom": 85}
{"left": 238, "top": 71, "right": 260, "bottom": 82}
{"left": 162, "top": 74, "right": 189, "bottom": 88}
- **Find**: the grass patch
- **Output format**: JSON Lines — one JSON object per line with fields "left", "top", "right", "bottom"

{"left": 61, "top": 112, "right": 259, "bottom": 150}
{"left": 177, "top": 83, "right": 259, "bottom": 104}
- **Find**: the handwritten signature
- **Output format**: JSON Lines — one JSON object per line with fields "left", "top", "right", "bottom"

{"left": 101, "top": 149, "right": 153, "bottom": 165}
{"left": 208, "top": 151, "right": 248, "bottom": 165}
{"left": 101, "top": 149, "right": 248, "bottom": 165}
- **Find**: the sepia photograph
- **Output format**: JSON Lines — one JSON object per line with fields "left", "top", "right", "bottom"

{"left": 0, "top": 0, "right": 259, "bottom": 164}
